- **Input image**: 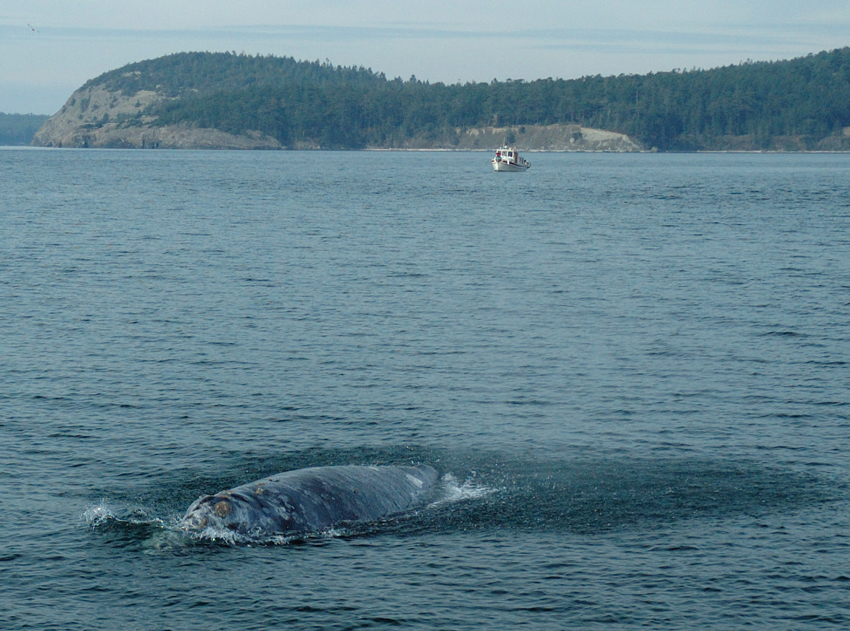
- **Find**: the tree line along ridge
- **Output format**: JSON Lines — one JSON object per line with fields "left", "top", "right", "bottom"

{"left": 52, "top": 48, "right": 850, "bottom": 150}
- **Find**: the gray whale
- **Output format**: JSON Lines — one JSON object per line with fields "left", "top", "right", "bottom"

{"left": 180, "top": 464, "right": 438, "bottom": 538}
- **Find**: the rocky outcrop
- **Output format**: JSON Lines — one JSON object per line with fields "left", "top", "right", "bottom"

{"left": 33, "top": 84, "right": 642, "bottom": 151}
{"left": 437, "top": 124, "right": 642, "bottom": 152}
{"left": 32, "top": 84, "right": 282, "bottom": 149}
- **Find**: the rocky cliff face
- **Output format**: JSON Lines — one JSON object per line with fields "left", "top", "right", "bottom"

{"left": 32, "top": 84, "right": 283, "bottom": 149}
{"left": 32, "top": 84, "right": 642, "bottom": 151}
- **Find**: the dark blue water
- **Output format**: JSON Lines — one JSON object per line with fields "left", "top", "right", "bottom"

{"left": 2, "top": 148, "right": 849, "bottom": 629}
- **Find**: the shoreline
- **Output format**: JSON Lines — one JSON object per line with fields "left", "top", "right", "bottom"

{"left": 12, "top": 142, "right": 850, "bottom": 154}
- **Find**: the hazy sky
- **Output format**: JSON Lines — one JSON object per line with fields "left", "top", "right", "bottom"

{"left": 3, "top": 1, "right": 850, "bottom": 114}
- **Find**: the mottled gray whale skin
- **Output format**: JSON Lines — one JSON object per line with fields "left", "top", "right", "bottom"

{"left": 180, "top": 464, "right": 438, "bottom": 537}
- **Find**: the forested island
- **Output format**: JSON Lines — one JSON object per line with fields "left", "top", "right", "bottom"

{"left": 1, "top": 113, "right": 49, "bottom": 145}
{"left": 32, "top": 47, "right": 850, "bottom": 151}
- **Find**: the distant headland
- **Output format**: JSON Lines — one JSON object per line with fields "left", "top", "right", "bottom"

{"left": 0, "top": 113, "right": 49, "bottom": 146}
{"left": 30, "top": 49, "right": 850, "bottom": 151}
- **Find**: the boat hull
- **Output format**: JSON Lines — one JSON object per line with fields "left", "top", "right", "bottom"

{"left": 492, "top": 160, "right": 529, "bottom": 172}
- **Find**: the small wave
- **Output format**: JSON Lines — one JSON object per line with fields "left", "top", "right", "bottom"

{"left": 180, "top": 525, "right": 258, "bottom": 546}
{"left": 431, "top": 473, "right": 496, "bottom": 507}
{"left": 176, "top": 522, "right": 353, "bottom": 547}
{"left": 83, "top": 501, "right": 165, "bottom": 533}
{"left": 83, "top": 500, "right": 117, "bottom": 529}
{"left": 84, "top": 502, "right": 293, "bottom": 549}
{"left": 762, "top": 330, "right": 805, "bottom": 337}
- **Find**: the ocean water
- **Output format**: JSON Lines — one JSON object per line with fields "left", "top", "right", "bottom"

{"left": 1, "top": 148, "right": 849, "bottom": 629}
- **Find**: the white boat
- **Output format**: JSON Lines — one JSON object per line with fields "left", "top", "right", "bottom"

{"left": 491, "top": 146, "right": 530, "bottom": 172}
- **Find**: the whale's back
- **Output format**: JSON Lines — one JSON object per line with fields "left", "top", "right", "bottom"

{"left": 181, "top": 464, "right": 438, "bottom": 537}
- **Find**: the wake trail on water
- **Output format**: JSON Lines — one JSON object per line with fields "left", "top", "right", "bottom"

{"left": 84, "top": 455, "right": 830, "bottom": 549}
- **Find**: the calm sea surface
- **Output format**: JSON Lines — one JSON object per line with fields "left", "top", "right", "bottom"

{"left": 2, "top": 148, "right": 849, "bottom": 629}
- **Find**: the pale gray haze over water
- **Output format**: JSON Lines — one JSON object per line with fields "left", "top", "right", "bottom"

{"left": 2, "top": 0, "right": 850, "bottom": 114}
